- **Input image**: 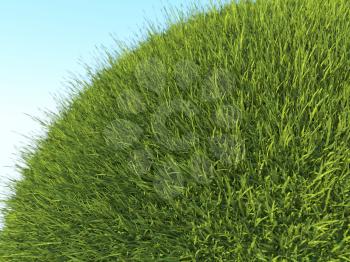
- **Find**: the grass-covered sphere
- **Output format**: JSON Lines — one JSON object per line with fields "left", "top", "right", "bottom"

{"left": 1, "top": 0, "right": 349, "bottom": 260}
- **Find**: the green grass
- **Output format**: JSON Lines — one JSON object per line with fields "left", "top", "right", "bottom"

{"left": 1, "top": 0, "right": 349, "bottom": 260}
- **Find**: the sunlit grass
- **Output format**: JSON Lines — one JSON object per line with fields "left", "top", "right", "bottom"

{"left": 0, "top": 0, "right": 349, "bottom": 260}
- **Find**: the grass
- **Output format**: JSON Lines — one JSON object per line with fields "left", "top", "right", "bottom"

{"left": 0, "top": 0, "right": 349, "bottom": 260}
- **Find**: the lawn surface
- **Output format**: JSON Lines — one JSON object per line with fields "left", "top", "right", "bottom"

{"left": 0, "top": 0, "right": 349, "bottom": 260}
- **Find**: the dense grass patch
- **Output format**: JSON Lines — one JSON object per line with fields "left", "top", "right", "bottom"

{"left": 1, "top": 0, "right": 349, "bottom": 260}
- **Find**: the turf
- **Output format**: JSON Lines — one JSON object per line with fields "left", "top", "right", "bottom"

{"left": 0, "top": 0, "right": 349, "bottom": 260}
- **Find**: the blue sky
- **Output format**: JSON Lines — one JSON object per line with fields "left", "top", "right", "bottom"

{"left": 0, "top": 0, "right": 232, "bottom": 227}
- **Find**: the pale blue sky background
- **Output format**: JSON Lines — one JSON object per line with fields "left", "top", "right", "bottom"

{"left": 0, "top": 0, "right": 232, "bottom": 228}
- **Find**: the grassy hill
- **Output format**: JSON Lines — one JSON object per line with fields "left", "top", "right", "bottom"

{"left": 1, "top": 0, "right": 349, "bottom": 260}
